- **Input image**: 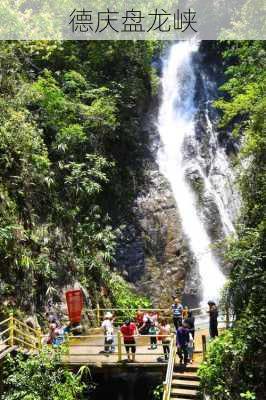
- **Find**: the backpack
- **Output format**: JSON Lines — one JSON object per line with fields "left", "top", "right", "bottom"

{"left": 149, "top": 325, "right": 157, "bottom": 335}
{"left": 106, "top": 328, "right": 113, "bottom": 344}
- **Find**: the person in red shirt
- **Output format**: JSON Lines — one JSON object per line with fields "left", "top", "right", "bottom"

{"left": 120, "top": 319, "right": 137, "bottom": 362}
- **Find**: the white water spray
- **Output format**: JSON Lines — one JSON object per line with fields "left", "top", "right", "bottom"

{"left": 157, "top": 41, "right": 228, "bottom": 304}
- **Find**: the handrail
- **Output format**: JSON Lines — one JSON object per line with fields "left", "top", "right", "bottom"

{"left": 0, "top": 317, "right": 11, "bottom": 327}
{"left": 0, "top": 314, "right": 40, "bottom": 354}
{"left": 13, "top": 317, "right": 39, "bottom": 335}
{"left": 162, "top": 334, "right": 176, "bottom": 400}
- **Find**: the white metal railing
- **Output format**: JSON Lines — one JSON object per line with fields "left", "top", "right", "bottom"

{"left": 162, "top": 334, "right": 176, "bottom": 400}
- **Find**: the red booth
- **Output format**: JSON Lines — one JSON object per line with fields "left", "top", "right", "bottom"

{"left": 65, "top": 289, "right": 83, "bottom": 323}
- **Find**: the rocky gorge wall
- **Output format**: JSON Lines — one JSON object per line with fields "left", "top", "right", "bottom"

{"left": 114, "top": 42, "right": 239, "bottom": 308}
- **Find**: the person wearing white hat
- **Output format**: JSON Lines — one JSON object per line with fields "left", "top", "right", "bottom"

{"left": 101, "top": 312, "right": 115, "bottom": 354}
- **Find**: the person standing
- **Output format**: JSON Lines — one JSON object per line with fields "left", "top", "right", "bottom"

{"left": 208, "top": 301, "right": 219, "bottom": 338}
{"left": 182, "top": 306, "right": 189, "bottom": 320}
{"left": 135, "top": 308, "right": 144, "bottom": 329}
{"left": 157, "top": 319, "right": 171, "bottom": 361}
{"left": 148, "top": 311, "right": 158, "bottom": 350}
{"left": 172, "top": 297, "right": 183, "bottom": 330}
{"left": 101, "top": 312, "right": 115, "bottom": 353}
{"left": 176, "top": 321, "right": 190, "bottom": 365}
{"left": 187, "top": 332, "right": 194, "bottom": 364}
{"left": 185, "top": 310, "right": 195, "bottom": 339}
{"left": 120, "top": 319, "right": 137, "bottom": 362}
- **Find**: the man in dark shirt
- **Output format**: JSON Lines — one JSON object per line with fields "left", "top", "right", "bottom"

{"left": 176, "top": 321, "right": 190, "bottom": 364}
{"left": 208, "top": 300, "right": 219, "bottom": 338}
{"left": 184, "top": 310, "right": 195, "bottom": 339}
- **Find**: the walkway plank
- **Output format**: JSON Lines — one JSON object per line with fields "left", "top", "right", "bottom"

{"left": 0, "top": 345, "right": 18, "bottom": 360}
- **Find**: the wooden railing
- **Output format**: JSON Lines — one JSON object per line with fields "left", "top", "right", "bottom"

{"left": 90, "top": 306, "right": 204, "bottom": 326}
{"left": 162, "top": 334, "right": 176, "bottom": 400}
{"left": 0, "top": 313, "right": 40, "bottom": 353}
{"left": 63, "top": 333, "right": 172, "bottom": 363}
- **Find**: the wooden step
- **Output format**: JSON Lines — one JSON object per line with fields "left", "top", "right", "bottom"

{"left": 171, "top": 388, "right": 198, "bottom": 398}
{"left": 174, "top": 365, "right": 199, "bottom": 373}
{"left": 173, "top": 372, "right": 199, "bottom": 381}
{"left": 172, "top": 379, "right": 200, "bottom": 389}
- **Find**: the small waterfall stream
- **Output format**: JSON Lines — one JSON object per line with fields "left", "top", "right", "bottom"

{"left": 157, "top": 41, "right": 237, "bottom": 304}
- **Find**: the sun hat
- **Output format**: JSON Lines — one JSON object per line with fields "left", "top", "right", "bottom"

{"left": 104, "top": 311, "right": 113, "bottom": 319}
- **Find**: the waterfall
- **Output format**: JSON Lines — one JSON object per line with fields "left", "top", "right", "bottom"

{"left": 156, "top": 41, "right": 235, "bottom": 305}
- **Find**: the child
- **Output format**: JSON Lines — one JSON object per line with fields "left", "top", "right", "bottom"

{"left": 187, "top": 332, "right": 194, "bottom": 364}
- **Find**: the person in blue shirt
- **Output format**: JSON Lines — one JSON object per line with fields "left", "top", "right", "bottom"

{"left": 176, "top": 321, "right": 190, "bottom": 365}
{"left": 171, "top": 297, "right": 183, "bottom": 329}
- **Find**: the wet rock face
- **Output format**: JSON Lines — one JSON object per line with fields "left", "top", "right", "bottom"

{"left": 115, "top": 110, "right": 202, "bottom": 308}
{"left": 114, "top": 44, "right": 239, "bottom": 308}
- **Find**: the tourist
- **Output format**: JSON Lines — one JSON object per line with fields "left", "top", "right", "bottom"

{"left": 182, "top": 306, "right": 189, "bottom": 320}
{"left": 139, "top": 312, "right": 157, "bottom": 349}
{"left": 208, "top": 300, "right": 219, "bottom": 338}
{"left": 176, "top": 321, "right": 190, "bottom": 365}
{"left": 101, "top": 312, "right": 115, "bottom": 353}
{"left": 46, "top": 320, "right": 59, "bottom": 345}
{"left": 187, "top": 332, "right": 194, "bottom": 364}
{"left": 172, "top": 297, "right": 183, "bottom": 329}
{"left": 120, "top": 319, "right": 137, "bottom": 362}
{"left": 135, "top": 308, "right": 144, "bottom": 329}
{"left": 148, "top": 312, "right": 158, "bottom": 350}
{"left": 185, "top": 310, "right": 195, "bottom": 339}
{"left": 157, "top": 319, "right": 171, "bottom": 361}
{"left": 138, "top": 311, "right": 151, "bottom": 335}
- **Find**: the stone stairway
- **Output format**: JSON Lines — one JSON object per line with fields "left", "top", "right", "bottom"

{"left": 170, "top": 364, "right": 200, "bottom": 399}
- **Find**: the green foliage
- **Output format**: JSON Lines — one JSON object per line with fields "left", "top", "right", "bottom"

{"left": 152, "top": 383, "right": 163, "bottom": 400}
{"left": 0, "top": 40, "right": 157, "bottom": 315}
{"left": 109, "top": 273, "right": 151, "bottom": 310}
{"left": 199, "top": 41, "right": 266, "bottom": 400}
{"left": 2, "top": 349, "right": 86, "bottom": 400}
{"left": 199, "top": 329, "right": 260, "bottom": 399}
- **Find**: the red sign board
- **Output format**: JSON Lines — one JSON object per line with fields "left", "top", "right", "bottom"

{"left": 65, "top": 289, "right": 83, "bottom": 323}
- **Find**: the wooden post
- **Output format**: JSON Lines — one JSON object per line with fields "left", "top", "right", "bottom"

{"left": 117, "top": 331, "right": 122, "bottom": 362}
{"left": 8, "top": 313, "right": 14, "bottom": 347}
{"left": 36, "top": 328, "right": 42, "bottom": 350}
{"left": 162, "top": 382, "right": 167, "bottom": 400}
{"left": 96, "top": 303, "right": 100, "bottom": 326}
{"left": 202, "top": 334, "right": 207, "bottom": 360}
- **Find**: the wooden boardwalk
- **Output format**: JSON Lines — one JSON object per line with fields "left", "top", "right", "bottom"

{"left": 62, "top": 328, "right": 206, "bottom": 367}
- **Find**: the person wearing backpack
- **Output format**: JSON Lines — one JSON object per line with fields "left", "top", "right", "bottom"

{"left": 171, "top": 297, "right": 183, "bottom": 329}
{"left": 138, "top": 312, "right": 151, "bottom": 335}
{"left": 101, "top": 312, "right": 115, "bottom": 353}
{"left": 147, "top": 312, "right": 158, "bottom": 350}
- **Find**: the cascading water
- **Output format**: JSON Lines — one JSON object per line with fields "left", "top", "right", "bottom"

{"left": 157, "top": 41, "right": 236, "bottom": 305}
